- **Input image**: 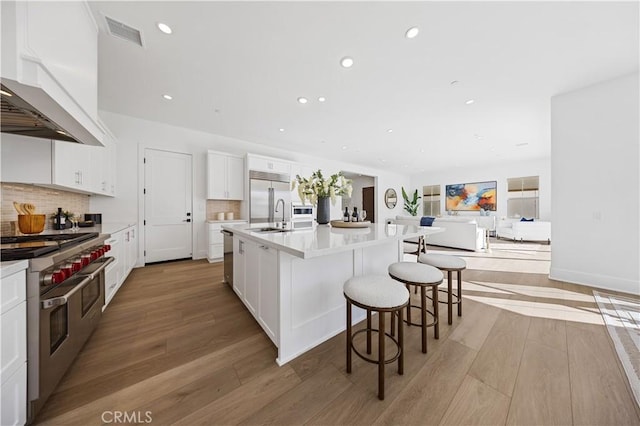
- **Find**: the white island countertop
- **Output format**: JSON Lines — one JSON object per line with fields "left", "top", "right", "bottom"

{"left": 222, "top": 222, "right": 442, "bottom": 259}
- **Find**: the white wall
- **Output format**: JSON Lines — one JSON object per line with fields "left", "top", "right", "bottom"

{"left": 409, "top": 158, "right": 551, "bottom": 220}
{"left": 90, "top": 111, "right": 410, "bottom": 264}
{"left": 550, "top": 72, "right": 639, "bottom": 294}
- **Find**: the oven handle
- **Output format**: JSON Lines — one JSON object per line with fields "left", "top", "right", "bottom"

{"left": 41, "top": 275, "right": 93, "bottom": 309}
{"left": 40, "top": 257, "right": 114, "bottom": 310}
{"left": 78, "top": 256, "right": 114, "bottom": 280}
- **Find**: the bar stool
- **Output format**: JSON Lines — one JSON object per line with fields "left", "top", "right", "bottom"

{"left": 403, "top": 235, "right": 425, "bottom": 258}
{"left": 388, "top": 262, "right": 443, "bottom": 353}
{"left": 418, "top": 253, "right": 466, "bottom": 325}
{"left": 344, "top": 275, "right": 409, "bottom": 400}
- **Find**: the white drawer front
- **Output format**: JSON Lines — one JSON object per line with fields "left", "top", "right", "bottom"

{"left": 208, "top": 243, "right": 223, "bottom": 260}
{"left": 0, "top": 270, "right": 26, "bottom": 315}
{"left": 209, "top": 229, "right": 224, "bottom": 244}
{"left": 0, "top": 302, "right": 26, "bottom": 381}
{"left": 0, "top": 363, "right": 27, "bottom": 426}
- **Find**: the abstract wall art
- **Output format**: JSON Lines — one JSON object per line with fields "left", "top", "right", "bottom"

{"left": 445, "top": 181, "right": 497, "bottom": 211}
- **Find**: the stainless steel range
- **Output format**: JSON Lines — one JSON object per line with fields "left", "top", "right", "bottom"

{"left": 1, "top": 232, "right": 113, "bottom": 422}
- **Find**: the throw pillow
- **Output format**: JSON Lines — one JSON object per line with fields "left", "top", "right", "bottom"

{"left": 420, "top": 216, "right": 435, "bottom": 226}
{"left": 519, "top": 217, "right": 534, "bottom": 222}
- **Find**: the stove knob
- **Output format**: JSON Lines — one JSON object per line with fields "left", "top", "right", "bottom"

{"left": 90, "top": 251, "right": 98, "bottom": 261}
{"left": 52, "top": 270, "right": 66, "bottom": 284}
{"left": 61, "top": 264, "right": 73, "bottom": 276}
{"left": 105, "top": 244, "right": 111, "bottom": 252}
{"left": 81, "top": 255, "right": 91, "bottom": 266}
{"left": 72, "top": 260, "right": 82, "bottom": 272}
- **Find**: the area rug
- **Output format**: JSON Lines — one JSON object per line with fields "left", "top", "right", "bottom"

{"left": 593, "top": 290, "right": 640, "bottom": 407}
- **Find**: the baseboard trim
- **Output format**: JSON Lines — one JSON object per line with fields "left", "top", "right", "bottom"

{"left": 549, "top": 267, "right": 640, "bottom": 296}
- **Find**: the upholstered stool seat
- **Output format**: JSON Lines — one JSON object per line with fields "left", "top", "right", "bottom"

{"left": 388, "top": 262, "right": 443, "bottom": 353}
{"left": 344, "top": 275, "right": 409, "bottom": 400}
{"left": 418, "top": 253, "right": 466, "bottom": 325}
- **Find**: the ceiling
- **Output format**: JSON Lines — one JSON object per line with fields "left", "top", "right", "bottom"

{"left": 88, "top": 1, "right": 638, "bottom": 174}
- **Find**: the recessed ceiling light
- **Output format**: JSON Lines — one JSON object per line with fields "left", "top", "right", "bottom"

{"left": 450, "top": 80, "right": 459, "bottom": 85}
{"left": 162, "top": 94, "right": 173, "bottom": 100}
{"left": 420, "top": 148, "right": 425, "bottom": 153}
{"left": 405, "top": 27, "right": 419, "bottom": 39}
{"left": 465, "top": 99, "right": 475, "bottom": 105}
{"left": 387, "top": 129, "right": 393, "bottom": 133}
{"left": 297, "top": 97, "right": 308, "bottom": 104}
{"left": 342, "top": 146, "right": 348, "bottom": 150}
{"left": 0, "top": 89, "right": 12, "bottom": 97}
{"left": 318, "top": 97, "right": 326, "bottom": 102}
{"left": 340, "top": 57, "right": 354, "bottom": 68}
{"left": 157, "top": 22, "right": 172, "bottom": 34}
{"left": 279, "top": 128, "right": 285, "bottom": 132}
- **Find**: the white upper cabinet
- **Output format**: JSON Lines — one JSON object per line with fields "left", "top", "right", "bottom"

{"left": 207, "top": 151, "right": 244, "bottom": 200}
{"left": 0, "top": 133, "right": 116, "bottom": 196}
{"left": 52, "top": 141, "right": 92, "bottom": 191}
{"left": 0, "top": 1, "right": 104, "bottom": 146}
{"left": 247, "top": 154, "right": 291, "bottom": 175}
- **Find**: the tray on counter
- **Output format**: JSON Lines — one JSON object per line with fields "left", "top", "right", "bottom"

{"left": 330, "top": 220, "right": 371, "bottom": 228}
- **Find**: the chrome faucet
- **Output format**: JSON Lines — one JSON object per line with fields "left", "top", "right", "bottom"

{"left": 275, "top": 198, "right": 286, "bottom": 227}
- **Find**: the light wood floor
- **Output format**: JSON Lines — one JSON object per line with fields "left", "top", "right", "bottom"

{"left": 36, "top": 240, "right": 640, "bottom": 425}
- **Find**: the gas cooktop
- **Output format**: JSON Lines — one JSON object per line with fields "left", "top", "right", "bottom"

{"left": 0, "top": 232, "right": 99, "bottom": 261}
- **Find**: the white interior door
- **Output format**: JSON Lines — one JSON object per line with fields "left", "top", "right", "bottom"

{"left": 144, "top": 148, "right": 192, "bottom": 263}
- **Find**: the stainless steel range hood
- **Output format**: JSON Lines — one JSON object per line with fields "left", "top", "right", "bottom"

{"left": 0, "top": 80, "right": 104, "bottom": 146}
{"left": 1, "top": 83, "right": 78, "bottom": 143}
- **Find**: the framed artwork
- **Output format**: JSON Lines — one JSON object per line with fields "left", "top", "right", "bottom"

{"left": 445, "top": 181, "right": 497, "bottom": 211}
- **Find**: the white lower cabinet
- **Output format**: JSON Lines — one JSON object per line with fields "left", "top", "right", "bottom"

{"left": 207, "top": 223, "right": 224, "bottom": 262}
{"left": 233, "top": 238, "right": 246, "bottom": 298}
{"left": 0, "top": 265, "right": 27, "bottom": 426}
{"left": 103, "top": 224, "right": 137, "bottom": 309}
{"left": 233, "top": 238, "right": 279, "bottom": 345}
{"left": 257, "top": 245, "right": 278, "bottom": 343}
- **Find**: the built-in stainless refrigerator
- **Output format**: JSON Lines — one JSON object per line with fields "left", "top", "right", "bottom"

{"left": 249, "top": 170, "right": 291, "bottom": 223}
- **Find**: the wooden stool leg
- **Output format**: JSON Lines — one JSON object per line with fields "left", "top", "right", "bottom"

{"left": 447, "top": 270, "right": 453, "bottom": 325}
{"left": 378, "top": 310, "right": 385, "bottom": 400}
{"left": 346, "top": 300, "right": 352, "bottom": 374}
{"left": 366, "top": 310, "right": 372, "bottom": 354}
{"left": 406, "top": 284, "right": 412, "bottom": 326}
{"left": 398, "top": 309, "right": 404, "bottom": 375}
{"left": 391, "top": 307, "right": 396, "bottom": 337}
{"left": 420, "top": 285, "right": 427, "bottom": 354}
{"left": 433, "top": 284, "right": 439, "bottom": 339}
{"left": 458, "top": 270, "right": 463, "bottom": 317}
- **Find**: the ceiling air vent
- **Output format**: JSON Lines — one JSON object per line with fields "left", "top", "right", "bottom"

{"left": 105, "top": 16, "right": 143, "bottom": 47}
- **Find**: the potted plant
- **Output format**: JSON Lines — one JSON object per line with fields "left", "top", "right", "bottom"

{"left": 401, "top": 187, "right": 421, "bottom": 216}
{"left": 292, "top": 170, "right": 352, "bottom": 224}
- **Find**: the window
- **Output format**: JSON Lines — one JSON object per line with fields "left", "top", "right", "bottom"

{"left": 422, "top": 184, "right": 441, "bottom": 216}
{"left": 507, "top": 176, "right": 539, "bottom": 218}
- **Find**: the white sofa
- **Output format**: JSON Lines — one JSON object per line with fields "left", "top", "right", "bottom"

{"left": 392, "top": 215, "right": 486, "bottom": 251}
{"left": 496, "top": 219, "right": 551, "bottom": 243}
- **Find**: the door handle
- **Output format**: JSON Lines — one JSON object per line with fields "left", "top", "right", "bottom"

{"left": 186, "top": 212, "right": 191, "bottom": 216}
{"left": 183, "top": 219, "right": 191, "bottom": 222}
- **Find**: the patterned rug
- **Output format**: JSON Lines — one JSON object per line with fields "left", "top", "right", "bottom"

{"left": 593, "top": 290, "right": 640, "bottom": 408}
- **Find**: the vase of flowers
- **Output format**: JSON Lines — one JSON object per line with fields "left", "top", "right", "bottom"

{"left": 291, "top": 170, "right": 352, "bottom": 224}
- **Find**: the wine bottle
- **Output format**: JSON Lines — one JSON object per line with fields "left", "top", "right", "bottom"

{"left": 343, "top": 206, "right": 350, "bottom": 222}
{"left": 352, "top": 207, "right": 359, "bottom": 222}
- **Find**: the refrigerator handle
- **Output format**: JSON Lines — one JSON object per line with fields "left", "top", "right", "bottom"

{"left": 268, "top": 187, "right": 274, "bottom": 222}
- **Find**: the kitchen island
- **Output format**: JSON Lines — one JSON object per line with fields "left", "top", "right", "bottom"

{"left": 222, "top": 222, "right": 442, "bottom": 365}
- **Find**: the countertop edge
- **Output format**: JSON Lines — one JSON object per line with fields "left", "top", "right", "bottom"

{"left": 223, "top": 223, "right": 443, "bottom": 259}
{"left": 1, "top": 259, "right": 29, "bottom": 277}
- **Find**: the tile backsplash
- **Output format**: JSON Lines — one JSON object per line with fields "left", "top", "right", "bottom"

{"left": 206, "top": 200, "right": 242, "bottom": 221}
{"left": 1, "top": 183, "right": 91, "bottom": 234}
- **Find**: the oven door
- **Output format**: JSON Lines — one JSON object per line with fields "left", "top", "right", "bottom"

{"left": 37, "top": 257, "right": 112, "bottom": 412}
